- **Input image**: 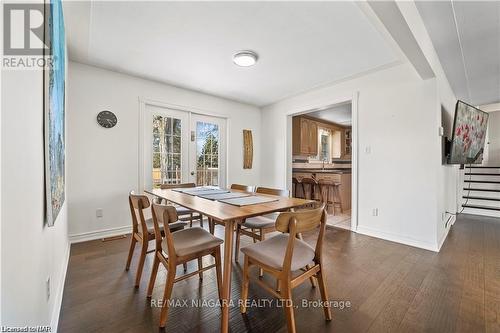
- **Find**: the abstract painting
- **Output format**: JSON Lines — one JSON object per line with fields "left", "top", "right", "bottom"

{"left": 44, "top": 0, "right": 65, "bottom": 226}
{"left": 449, "top": 101, "right": 489, "bottom": 164}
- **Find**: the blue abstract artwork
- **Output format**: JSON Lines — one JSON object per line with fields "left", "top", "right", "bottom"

{"left": 44, "top": 0, "right": 65, "bottom": 226}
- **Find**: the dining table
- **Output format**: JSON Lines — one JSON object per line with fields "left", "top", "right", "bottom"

{"left": 144, "top": 187, "right": 313, "bottom": 333}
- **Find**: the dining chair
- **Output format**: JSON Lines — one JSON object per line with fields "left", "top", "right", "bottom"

{"left": 240, "top": 203, "right": 331, "bottom": 333}
{"left": 125, "top": 192, "right": 187, "bottom": 287}
{"left": 147, "top": 203, "right": 223, "bottom": 328}
{"left": 234, "top": 186, "right": 289, "bottom": 265}
{"left": 208, "top": 183, "right": 256, "bottom": 234}
{"left": 159, "top": 183, "right": 204, "bottom": 228}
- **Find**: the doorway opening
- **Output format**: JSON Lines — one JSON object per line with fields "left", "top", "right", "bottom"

{"left": 287, "top": 98, "right": 357, "bottom": 231}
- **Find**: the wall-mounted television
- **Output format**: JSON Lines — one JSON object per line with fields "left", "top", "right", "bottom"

{"left": 448, "top": 100, "right": 489, "bottom": 165}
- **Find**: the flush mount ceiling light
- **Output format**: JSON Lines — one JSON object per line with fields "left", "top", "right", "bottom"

{"left": 233, "top": 50, "right": 258, "bottom": 67}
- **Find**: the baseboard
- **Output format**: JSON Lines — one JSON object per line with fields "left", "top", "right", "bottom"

{"left": 69, "top": 225, "right": 131, "bottom": 244}
{"left": 437, "top": 215, "right": 455, "bottom": 251}
{"left": 50, "top": 241, "right": 70, "bottom": 332}
{"left": 356, "top": 225, "right": 439, "bottom": 252}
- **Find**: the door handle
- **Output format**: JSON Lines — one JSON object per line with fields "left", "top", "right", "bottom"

{"left": 191, "top": 171, "right": 195, "bottom": 176}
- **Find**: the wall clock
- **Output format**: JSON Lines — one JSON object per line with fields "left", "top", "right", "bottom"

{"left": 97, "top": 110, "right": 117, "bottom": 128}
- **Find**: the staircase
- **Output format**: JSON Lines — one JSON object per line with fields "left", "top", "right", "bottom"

{"left": 462, "top": 166, "right": 500, "bottom": 217}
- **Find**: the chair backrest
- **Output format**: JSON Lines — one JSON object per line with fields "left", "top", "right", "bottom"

{"left": 256, "top": 186, "right": 290, "bottom": 197}
{"left": 151, "top": 203, "right": 179, "bottom": 257}
{"left": 160, "top": 182, "right": 196, "bottom": 190}
{"left": 129, "top": 191, "right": 151, "bottom": 235}
{"left": 231, "top": 184, "right": 255, "bottom": 192}
{"left": 300, "top": 177, "right": 318, "bottom": 185}
{"left": 157, "top": 183, "right": 196, "bottom": 204}
{"left": 299, "top": 177, "right": 318, "bottom": 200}
{"left": 274, "top": 203, "right": 327, "bottom": 270}
{"left": 317, "top": 179, "right": 339, "bottom": 186}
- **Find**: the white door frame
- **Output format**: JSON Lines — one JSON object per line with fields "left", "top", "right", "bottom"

{"left": 284, "top": 92, "right": 359, "bottom": 232}
{"left": 138, "top": 98, "right": 229, "bottom": 192}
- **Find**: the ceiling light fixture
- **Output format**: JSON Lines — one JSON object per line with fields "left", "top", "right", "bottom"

{"left": 233, "top": 50, "right": 258, "bottom": 67}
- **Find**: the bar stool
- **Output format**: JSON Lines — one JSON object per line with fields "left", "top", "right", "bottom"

{"left": 292, "top": 177, "right": 304, "bottom": 199}
{"left": 318, "top": 179, "right": 343, "bottom": 215}
{"left": 301, "top": 177, "right": 320, "bottom": 202}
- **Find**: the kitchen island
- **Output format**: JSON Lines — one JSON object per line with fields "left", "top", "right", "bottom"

{"left": 292, "top": 168, "right": 351, "bottom": 212}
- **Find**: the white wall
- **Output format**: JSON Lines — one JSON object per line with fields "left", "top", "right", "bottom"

{"left": 67, "top": 62, "right": 261, "bottom": 239}
{"left": 396, "top": 1, "right": 459, "bottom": 249}
{"left": 486, "top": 111, "right": 500, "bottom": 165}
{"left": 1, "top": 69, "right": 70, "bottom": 329}
{"left": 262, "top": 62, "right": 442, "bottom": 251}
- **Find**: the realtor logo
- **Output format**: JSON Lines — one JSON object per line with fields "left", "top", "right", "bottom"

{"left": 3, "top": 3, "right": 50, "bottom": 56}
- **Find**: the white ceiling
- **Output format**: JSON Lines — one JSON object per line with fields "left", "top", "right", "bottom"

{"left": 416, "top": 1, "right": 500, "bottom": 106}
{"left": 63, "top": 1, "right": 399, "bottom": 106}
{"left": 307, "top": 103, "right": 352, "bottom": 126}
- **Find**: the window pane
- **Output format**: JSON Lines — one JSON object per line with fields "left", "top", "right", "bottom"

{"left": 172, "top": 154, "right": 181, "bottom": 169}
{"left": 153, "top": 152, "right": 161, "bottom": 168}
{"left": 212, "top": 155, "right": 218, "bottom": 168}
{"left": 165, "top": 117, "right": 172, "bottom": 135}
{"left": 166, "top": 136, "right": 172, "bottom": 153}
{"left": 173, "top": 136, "right": 181, "bottom": 153}
{"left": 173, "top": 118, "right": 181, "bottom": 136}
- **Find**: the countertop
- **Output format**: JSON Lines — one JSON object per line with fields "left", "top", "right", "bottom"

{"left": 292, "top": 168, "right": 352, "bottom": 174}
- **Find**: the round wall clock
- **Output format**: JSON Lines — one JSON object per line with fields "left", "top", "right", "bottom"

{"left": 97, "top": 110, "right": 117, "bottom": 128}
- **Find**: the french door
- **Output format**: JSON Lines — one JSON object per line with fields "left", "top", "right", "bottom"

{"left": 190, "top": 114, "right": 226, "bottom": 187}
{"left": 142, "top": 104, "right": 226, "bottom": 189}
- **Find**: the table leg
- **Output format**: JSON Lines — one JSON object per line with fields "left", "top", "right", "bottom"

{"left": 221, "top": 219, "right": 234, "bottom": 333}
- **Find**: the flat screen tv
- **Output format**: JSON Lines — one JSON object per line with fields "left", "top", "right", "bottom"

{"left": 448, "top": 100, "right": 489, "bottom": 165}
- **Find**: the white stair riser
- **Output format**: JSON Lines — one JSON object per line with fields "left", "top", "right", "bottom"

{"left": 466, "top": 174, "right": 500, "bottom": 181}
{"left": 464, "top": 182, "right": 500, "bottom": 190}
{"left": 462, "top": 198, "right": 500, "bottom": 206}
{"left": 461, "top": 207, "right": 500, "bottom": 218}
{"left": 465, "top": 169, "right": 500, "bottom": 175}
{"left": 463, "top": 190, "right": 500, "bottom": 199}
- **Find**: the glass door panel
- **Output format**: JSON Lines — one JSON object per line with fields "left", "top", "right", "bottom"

{"left": 143, "top": 105, "right": 189, "bottom": 189}
{"left": 190, "top": 114, "right": 226, "bottom": 187}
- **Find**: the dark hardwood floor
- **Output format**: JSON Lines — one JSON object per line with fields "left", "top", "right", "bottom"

{"left": 59, "top": 214, "right": 500, "bottom": 332}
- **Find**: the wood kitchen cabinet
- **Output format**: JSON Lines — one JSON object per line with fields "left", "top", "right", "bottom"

{"left": 292, "top": 117, "right": 318, "bottom": 155}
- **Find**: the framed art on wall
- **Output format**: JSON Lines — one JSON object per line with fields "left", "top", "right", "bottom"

{"left": 44, "top": 0, "right": 66, "bottom": 226}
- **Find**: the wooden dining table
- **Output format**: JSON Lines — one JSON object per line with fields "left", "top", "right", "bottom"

{"left": 144, "top": 187, "right": 313, "bottom": 333}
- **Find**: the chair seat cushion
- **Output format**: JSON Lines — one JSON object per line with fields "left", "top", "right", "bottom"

{"left": 176, "top": 206, "right": 196, "bottom": 215}
{"left": 242, "top": 216, "right": 276, "bottom": 229}
{"left": 162, "top": 227, "right": 223, "bottom": 257}
{"left": 145, "top": 219, "right": 187, "bottom": 233}
{"left": 241, "top": 234, "right": 315, "bottom": 271}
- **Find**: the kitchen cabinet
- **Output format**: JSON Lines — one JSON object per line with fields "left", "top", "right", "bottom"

{"left": 292, "top": 117, "right": 318, "bottom": 155}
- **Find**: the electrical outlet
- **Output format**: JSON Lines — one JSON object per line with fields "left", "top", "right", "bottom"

{"left": 372, "top": 208, "right": 378, "bottom": 216}
{"left": 46, "top": 277, "right": 51, "bottom": 300}
{"left": 365, "top": 146, "right": 372, "bottom": 154}
{"left": 96, "top": 208, "right": 103, "bottom": 218}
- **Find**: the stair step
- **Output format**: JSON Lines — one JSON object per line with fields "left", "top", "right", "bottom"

{"left": 465, "top": 173, "right": 500, "bottom": 176}
{"left": 462, "top": 204, "right": 500, "bottom": 211}
{"left": 464, "top": 180, "right": 500, "bottom": 184}
{"left": 463, "top": 188, "right": 500, "bottom": 193}
{"left": 463, "top": 196, "right": 500, "bottom": 202}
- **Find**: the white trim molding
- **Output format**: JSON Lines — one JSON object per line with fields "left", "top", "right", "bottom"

{"left": 356, "top": 225, "right": 439, "bottom": 252}
{"left": 69, "top": 225, "right": 132, "bottom": 244}
{"left": 50, "top": 242, "right": 71, "bottom": 332}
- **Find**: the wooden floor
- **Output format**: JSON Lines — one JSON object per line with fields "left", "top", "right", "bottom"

{"left": 59, "top": 214, "right": 500, "bottom": 332}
